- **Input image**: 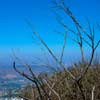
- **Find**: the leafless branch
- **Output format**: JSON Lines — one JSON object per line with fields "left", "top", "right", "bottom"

{"left": 26, "top": 19, "right": 76, "bottom": 80}
{"left": 43, "top": 79, "right": 61, "bottom": 100}
{"left": 60, "top": 32, "right": 67, "bottom": 63}
{"left": 97, "top": 23, "right": 100, "bottom": 31}
{"left": 13, "top": 61, "right": 43, "bottom": 100}
{"left": 91, "top": 86, "right": 95, "bottom": 100}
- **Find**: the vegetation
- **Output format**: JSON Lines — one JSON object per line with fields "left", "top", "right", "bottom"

{"left": 13, "top": 0, "right": 100, "bottom": 100}
{"left": 19, "top": 65, "right": 100, "bottom": 100}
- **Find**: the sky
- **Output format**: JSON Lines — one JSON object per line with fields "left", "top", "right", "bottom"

{"left": 0, "top": 0, "right": 100, "bottom": 66}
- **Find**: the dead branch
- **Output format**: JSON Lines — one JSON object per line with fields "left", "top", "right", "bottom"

{"left": 43, "top": 79, "right": 61, "bottom": 100}
{"left": 13, "top": 61, "right": 43, "bottom": 100}
{"left": 91, "top": 86, "right": 95, "bottom": 100}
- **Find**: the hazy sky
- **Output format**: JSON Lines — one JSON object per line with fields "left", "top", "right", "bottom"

{"left": 0, "top": 0, "right": 100, "bottom": 65}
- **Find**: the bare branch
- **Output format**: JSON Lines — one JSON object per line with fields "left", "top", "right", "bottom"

{"left": 60, "top": 32, "right": 67, "bottom": 63}
{"left": 94, "top": 40, "right": 100, "bottom": 50}
{"left": 13, "top": 61, "right": 43, "bottom": 100}
{"left": 26, "top": 20, "right": 59, "bottom": 65}
{"left": 43, "top": 79, "right": 61, "bottom": 100}
{"left": 26, "top": 19, "right": 76, "bottom": 80}
{"left": 91, "top": 86, "right": 95, "bottom": 100}
{"left": 97, "top": 23, "right": 100, "bottom": 31}
{"left": 48, "top": 82, "right": 56, "bottom": 100}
